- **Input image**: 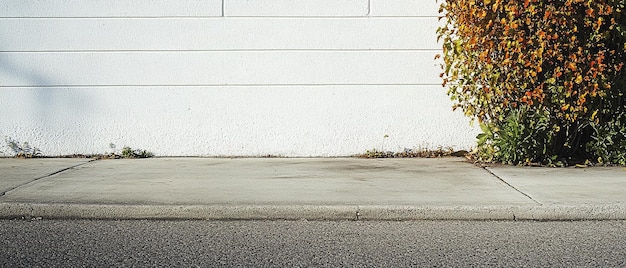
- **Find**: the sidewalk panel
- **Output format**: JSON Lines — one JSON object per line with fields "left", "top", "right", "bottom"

{"left": 487, "top": 166, "right": 626, "bottom": 205}
{"left": 0, "top": 159, "right": 92, "bottom": 194}
{"left": 0, "top": 158, "right": 534, "bottom": 206}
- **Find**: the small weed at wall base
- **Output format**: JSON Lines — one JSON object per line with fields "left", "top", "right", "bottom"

{"left": 4, "top": 137, "right": 43, "bottom": 158}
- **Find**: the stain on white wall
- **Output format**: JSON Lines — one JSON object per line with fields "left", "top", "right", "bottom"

{"left": 0, "top": 0, "right": 478, "bottom": 157}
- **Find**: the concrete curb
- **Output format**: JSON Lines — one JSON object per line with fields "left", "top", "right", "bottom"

{"left": 359, "top": 205, "right": 626, "bottom": 221}
{"left": 1, "top": 203, "right": 625, "bottom": 221}
{"left": 0, "top": 203, "right": 358, "bottom": 221}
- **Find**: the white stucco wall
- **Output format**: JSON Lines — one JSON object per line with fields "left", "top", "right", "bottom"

{"left": 0, "top": 0, "right": 478, "bottom": 157}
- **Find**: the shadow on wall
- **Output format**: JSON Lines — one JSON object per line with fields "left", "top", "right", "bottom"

{"left": 0, "top": 42, "right": 92, "bottom": 146}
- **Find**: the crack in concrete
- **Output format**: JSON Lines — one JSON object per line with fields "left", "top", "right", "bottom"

{"left": 482, "top": 167, "right": 542, "bottom": 205}
{"left": 0, "top": 159, "right": 98, "bottom": 197}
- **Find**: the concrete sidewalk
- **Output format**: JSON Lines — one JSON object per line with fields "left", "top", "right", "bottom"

{"left": 1, "top": 157, "right": 625, "bottom": 220}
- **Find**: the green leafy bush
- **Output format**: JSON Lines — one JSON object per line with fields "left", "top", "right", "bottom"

{"left": 438, "top": 0, "right": 626, "bottom": 165}
{"left": 587, "top": 111, "right": 626, "bottom": 165}
{"left": 478, "top": 107, "right": 557, "bottom": 165}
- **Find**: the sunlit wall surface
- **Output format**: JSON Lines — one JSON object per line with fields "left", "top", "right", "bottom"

{"left": 0, "top": 0, "right": 478, "bottom": 156}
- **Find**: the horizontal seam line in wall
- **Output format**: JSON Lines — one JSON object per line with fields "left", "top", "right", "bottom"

{"left": 0, "top": 84, "right": 442, "bottom": 89}
{"left": 0, "top": 16, "right": 221, "bottom": 19}
{"left": 0, "top": 49, "right": 441, "bottom": 53}
{"left": 224, "top": 16, "right": 440, "bottom": 18}
{"left": 0, "top": 16, "right": 440, "bottom": 19}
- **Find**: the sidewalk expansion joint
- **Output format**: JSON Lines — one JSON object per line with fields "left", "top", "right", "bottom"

{"left": 483, "top": 167, "right": 543, "bottom": 205}
{"left": 0, "top": 159, "right": 98, "bottom": 197}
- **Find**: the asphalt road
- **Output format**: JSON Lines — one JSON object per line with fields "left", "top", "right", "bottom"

{"left": 1, "top": 220, "right": 625, "bottom": 267}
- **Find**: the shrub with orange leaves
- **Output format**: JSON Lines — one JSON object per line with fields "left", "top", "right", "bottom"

{"left": 438, "top": 0, "right": 626, "bottom": 165}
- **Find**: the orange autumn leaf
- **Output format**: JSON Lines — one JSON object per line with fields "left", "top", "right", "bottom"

{"left": 544, "top": 10, "right": 552, "bottom": 19}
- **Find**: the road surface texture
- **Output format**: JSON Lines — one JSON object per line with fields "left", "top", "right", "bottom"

{"left": 1, "top": 220, "right": 625, "bottom": 267}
